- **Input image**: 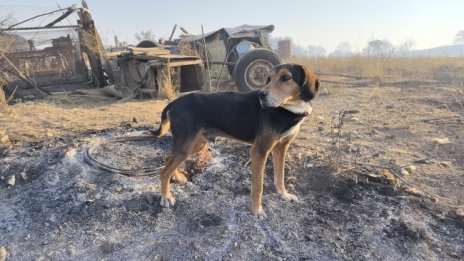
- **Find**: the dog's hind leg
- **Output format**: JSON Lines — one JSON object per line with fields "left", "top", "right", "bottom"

{"left": 168, "top": 136, "right": 210, "bottom": 185}
{"left": 159, "top": 133, "right": 206, "bottom": 208}
{"left": 163, "top": 155, "right": 188, "bottom": 185}
{"left": 159, "top": 155, "right": 187, "bottom": 207}
{"left": 190, "top": 137, "right": 211, "bottom": 170}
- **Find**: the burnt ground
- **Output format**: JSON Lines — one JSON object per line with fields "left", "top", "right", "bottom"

{"left": 1, "top": 81, "right": 464, "bottom": 260}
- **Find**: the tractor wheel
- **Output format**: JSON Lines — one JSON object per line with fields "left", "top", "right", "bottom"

{"left": 232, "top": 49, "right": 282, "bottom": 92}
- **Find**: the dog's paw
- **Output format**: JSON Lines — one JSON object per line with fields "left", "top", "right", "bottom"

{"left": 160, "top": 194, "right": 176, "bottom": 208}
{"left": 171, "top": 169, "right": 188, "bottom": 185}
{"left": 252, "top": 207, "right": 267, "bottom": 220}
{"left": 280, "top": 192, "right": 299, "bottom": 202}
{"left": 172, "top": 174, "right": 188, "bottom": 185}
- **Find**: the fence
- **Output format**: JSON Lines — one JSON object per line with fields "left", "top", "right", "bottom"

{"left": 0, "top": 3, "right": 103, "bottom": 98}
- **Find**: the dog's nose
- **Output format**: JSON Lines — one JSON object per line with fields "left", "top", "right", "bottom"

{"left": 258, "top": 91, "right": 267, "bottom": 99}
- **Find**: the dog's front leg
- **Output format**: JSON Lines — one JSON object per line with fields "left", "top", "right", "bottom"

{"left": 272, "top": 137, "right": 299, "bottom": 202}
{"left": 250, "top": 142, "right": 272, "bottom": 219}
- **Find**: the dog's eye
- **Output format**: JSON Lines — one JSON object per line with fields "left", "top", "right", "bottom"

{"left": 266, "top": 76, "right": 271, "bottom": 84}
{"left": 280, "top": 75, "right": 291, "bottom": 82}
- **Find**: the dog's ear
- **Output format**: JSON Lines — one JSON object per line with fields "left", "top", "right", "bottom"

{"left": 296, "top": 64, "right": 319, "bottom": 101}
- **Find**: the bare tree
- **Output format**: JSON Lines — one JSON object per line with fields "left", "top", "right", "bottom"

{"left": 134, "top": 30, "right": 156, "bottom": 42}
{"left": 330, "top": 42, "right": 352, "bottom": 57}
{"left": 306, "top": 45, "right": 327, "bottom": 57}
{"left": 0, "top": 12, "right": 14, "bottom": 31}
{"left": 363, "top": 39, "right": 394, "bottom": 56}
{"left": 396, "top": 39, "right": 416, "bottom": 55}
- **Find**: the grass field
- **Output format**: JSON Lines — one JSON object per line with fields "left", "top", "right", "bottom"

{"left": 290, "top": 56, "right": 464, "bottom": 80}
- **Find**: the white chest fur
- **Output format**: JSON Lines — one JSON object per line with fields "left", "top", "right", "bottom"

{"left": 281, "top": 101, "right": 313, "bottom": 115}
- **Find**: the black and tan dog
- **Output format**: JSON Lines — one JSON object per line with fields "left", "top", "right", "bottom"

{"left": 151, "top": 63, "right": 319, "bottom": 218}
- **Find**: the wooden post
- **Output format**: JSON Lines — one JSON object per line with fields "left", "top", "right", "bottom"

{"left": 277, "top": 40, "right": 292, "bottom": 60}
{"left": 201, "top": 25, "right": 212, "bottom": 93}
{"left": 77, "top": 0, "right": 110, "bottom": 87}
{"left": 114, "top": 35, "right": 119, "bottom": 49}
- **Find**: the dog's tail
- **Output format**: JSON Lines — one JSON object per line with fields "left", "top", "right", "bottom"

{"left": 150, "top": 108, "right": 171, "bottom": 138}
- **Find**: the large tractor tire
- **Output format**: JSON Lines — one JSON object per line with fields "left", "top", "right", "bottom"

{"left": 232, "top": 48, "right": 282, "bottom": 92}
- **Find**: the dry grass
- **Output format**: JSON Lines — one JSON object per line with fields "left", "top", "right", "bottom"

{"left": 0, "top": 85, "right": 6, "bottom": 106}
{"left": 0, "top": 98, "right": 167, "bottom": 143}
{"left": 178, "top": 41, "right": 201, "bottom": 57}
{"left": 2, "top": 53, "right": 463, "bottom": 146}
{"left": 0, "top": 37, "right": 13, "bottom": 106}
{"left": 293, "top": 55, "right": 464, "bottom": 185}
{"left": 289, "top": 56, "right": 464, "bottom": 80}
{"left": 156, "top": 68, "right": 176, "bottom": 100}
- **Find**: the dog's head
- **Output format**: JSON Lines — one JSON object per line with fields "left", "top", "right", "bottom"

{"left": 258, "top": 63, "right": 319, "bottom": 114}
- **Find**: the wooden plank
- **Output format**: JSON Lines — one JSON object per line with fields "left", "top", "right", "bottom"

{"left": 157, "top": 54, "right": 200, "bottom": 59}
{"left": 166, "top": 60, "right": 202, "bottom": 67}
{"left": 129, "top": 47, "right": 170, "bottom": 56}
{"left": 106, "top": 51, "right": 122, "bottom": 57}
{"left": 2, "top": 25, "right": 78, "bottom": 31}
{"left": 45, "top": 6, "right": 77, "bottom": 27}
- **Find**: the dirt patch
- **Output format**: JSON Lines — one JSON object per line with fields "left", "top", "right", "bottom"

{"left": 0, "top": 90, "right": 167, "bottom": 144}
{"left": 87, "top": 134, "right": 172, "bottom": 173}
{"left": 1, "top": 82, "right": 464, "bottom": 260}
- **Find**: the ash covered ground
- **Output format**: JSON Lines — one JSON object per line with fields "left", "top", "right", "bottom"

{"left": 1, "top": 83, "right": 464, "bottom": 260}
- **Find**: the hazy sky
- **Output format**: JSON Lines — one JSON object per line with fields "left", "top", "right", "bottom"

{"left": 4, "top": 0, "right": 464, "bottom": 52}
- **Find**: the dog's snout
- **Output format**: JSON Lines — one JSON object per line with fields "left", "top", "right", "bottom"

{"left": 258, "top": 90, "right": 267, "bottom": 99}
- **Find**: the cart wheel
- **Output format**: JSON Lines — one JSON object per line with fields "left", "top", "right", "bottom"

{"left": 232, "top": 49, "right": 282, "bottom": 92}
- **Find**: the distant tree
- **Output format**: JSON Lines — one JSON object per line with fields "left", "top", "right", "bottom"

{"left": 454, "top": 30, "right": 464, "bottom": 44}
{"left": 0, "top": 13, "right": 12, "bottom": 27}
{"left": 330, "top": 42, "right": 352, "bottom": 57}
{"left": 287, "top": 43, "right": 327, "bottom": 57}
{"left": 134, "top": 30, "right": 156, "bottom": 42}
{"left": 395, "top": 39, "right": 416, "bottom": 56}
{"left": 0, "top": 12, "right": 14, "bottom": 32}
{"left": 363, "top": 39, "right": 394, "bottom": 56}
{"left": 292, "top": 44, "right": 306, "bottom": 57}
{"left": 306, "top": 45, "right": 327, "bottom": 57}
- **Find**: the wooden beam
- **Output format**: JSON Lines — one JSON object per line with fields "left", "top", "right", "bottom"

{"left": 45, "top": 6, "right": 77, "bottom": 27}
{"left": 77, "top": 5, "right": 109, "bottom": 87}
{"left": 166, "top": 60, "right": 202, "bottom": 67}
{"left": 1, "top": 25, "right": 78, "bottom": 31}
{"left": 128, "top": 47, "right": 170, "bottom": 56}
